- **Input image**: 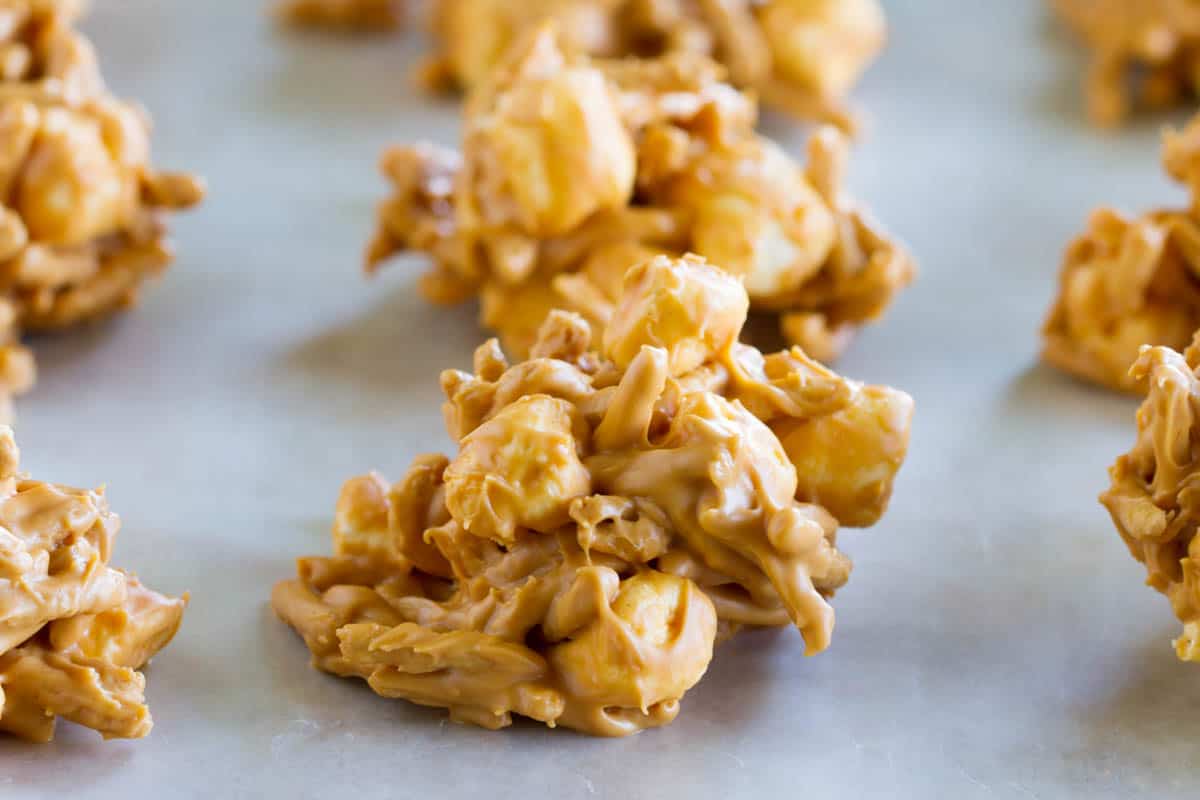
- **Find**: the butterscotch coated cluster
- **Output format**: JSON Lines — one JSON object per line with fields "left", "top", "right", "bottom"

{"left": 274, "top": 0, "right": 405, "bottom": 31}
{"left": 1042, "top": 114, "right": 1200, "bottom": 392}
{"left": 0, "top": 0, "right": 205, "bottom": 417}
{"left": 274, "top": 254, "right": 913, "bottom": 735}
{"left": 367, "top": 26, "right": 913, "bottom": 365}
{"left": 0, "top": 426, "right": 187, "bottom": 741}
{"left": 1053, "top": 0, "right": 1200, "bottom": 126}
{"left": 422, "top": 0, "right": 886, "bottom": 130}
{"left": 1101, "top": 336, "right": 1200, "bottom": 662}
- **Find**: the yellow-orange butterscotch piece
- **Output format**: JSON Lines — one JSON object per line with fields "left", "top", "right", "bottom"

{"left": 367, "top": 25, "right": 913, "bottom": 364}
{"left": 273, "top": 254, "right": 913, "bottom": 735}
{"left": 422, "top": 0, "right": 886, "bottom": 130}
{"left": 274, "top": 0, "right": 405, "bottom": 31}
{"left": 0, "top": 426, "right": 188, "bottom": 742}
{"left": 1052, "top": 0, "right": 1200, "bottom": 127}
{"left": 1101, "top": 334, "right": 1200, "bottom": 662}
{"left": 1043, "top": 113, "right": 1200, "bottom": 392}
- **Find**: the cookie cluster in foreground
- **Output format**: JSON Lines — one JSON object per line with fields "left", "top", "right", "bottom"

{"left": 1102, "top": 336, "right": 1200, "bottom": 662}
{"left": 274, "top": 254, "right": 913, "bottom": 735}
{"left": 1042, "top": 114, "right": 1200, "bottom": 392}
{"left": 1052, "top": 0, "right": 1200, "bottom": 126}
{"left": 0, "top": 427, "right": 187, "bottom": 741}
{"left": 422, "top": 0, "right": 886, "bottom": 130}
{"left": 368, "top": 25, "right": 913, "bottom": 364}
{"left": 0, "top": 1, "right": 205, "bottom": 417}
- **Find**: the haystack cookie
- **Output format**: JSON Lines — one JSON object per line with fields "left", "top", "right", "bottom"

{"left": 274, "top": 254, "right": 912, "bottom": 735}
{"left": 0, "top": 426, "right": 187, "bottom": 741}
{"left": 1043, "top": 113, "right": 1200, "bottom": 392}
{"left": 368, "top": 25, "right": 913, "bottom": 364}
{"left": 422, "top": 0, "right": 886, "bottom": 131}
{"left": 0, "top": 1, "right": 205, "bottom": 417}
{"left": 1053, "top": 0, "right": 1200, "bottom": 126}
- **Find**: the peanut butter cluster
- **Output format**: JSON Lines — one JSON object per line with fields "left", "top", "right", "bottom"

{"left": 0, "top": 1, "right": 205, "bottom": 416}
{"left": 1101, "top": 335, "right": 1200, "bottom": 662}
{"left": 0, "top": 426, "right": 187, "bottom": 741}
{"left": 275, "top": 0, "right": 405, "bottom": 31}
{"left": 423, "top": 0, "right": 887, "bottom": 129}
{"left": 1042, "top": 114, "right": 1200, "bottom": 392}
{"left": 368, "top": 26, "right": 913, "bottom": 365}
{"left": 274, "top": 254, "right": 913, "bottom": 735}
{"left": 1053, "top": 0, "right": 1200, "bottom": 126}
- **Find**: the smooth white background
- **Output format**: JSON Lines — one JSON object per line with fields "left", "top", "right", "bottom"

{"left": 2, "top": 1, "right": 1197, "bottom": 797}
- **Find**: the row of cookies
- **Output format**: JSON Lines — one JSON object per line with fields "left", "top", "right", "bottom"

{"left": 267, "top": 6, "right": 922, "bottom": 735}
{"left": 2, "top": 1, "right": 910, "bottom": 743}
{"left": 1045, "top": 113, "right": 1200, "bottom": 662}
{"left": 269, "top": 1, "right": 1200, "bottom": 729}
{"left": 12, "top": 0, "right": 1200, "bottom": 745}
{"left": 1043, "top": 5, "right": 1200, "bottom": 662}
{"left": 276, "top": 0, "right": 1200, "bottom": 130}
{"left": 0, "top": 1, "right": 199, "bottom": 741}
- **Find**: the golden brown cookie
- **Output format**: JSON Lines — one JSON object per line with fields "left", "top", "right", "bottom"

{"left": 368, "top": 26, "right": 913, "bottom": 363}
{"left": 422, "top": 0, "right": 886, "bottom": 130}
{"left": 1102, "top": 334, "right": 1200, "bottom": 661}
{"left": 0, "top": 426, "right": 187, "bottom": 742}
{"left": 1043, "top": 113, "right": 1200, "bottom": 392}
{"left": 274, "top": 254, "right": 913, "bottom": 734}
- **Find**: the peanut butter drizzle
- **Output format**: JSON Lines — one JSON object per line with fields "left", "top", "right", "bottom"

{"left": 1102, "top": 334, "right": 1200, "bottom": 661}
{"left": 273, "top": 254, "right": 912, "bottom": 735}
{"left": 1052, "top": 0, "right": 1200, "bottom": 127}
{"left": 0, "top": 425, "right": 188, "bottom": 742}
{"left": 366, "top": 24, "right": 914, "bottom": 366}
{"left": 1043, "top": 113, "right": 1200, "bottom": 393}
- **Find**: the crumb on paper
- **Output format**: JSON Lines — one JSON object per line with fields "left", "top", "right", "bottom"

{"left": 275, "top": 0, "right": 404, "bottom": 32}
